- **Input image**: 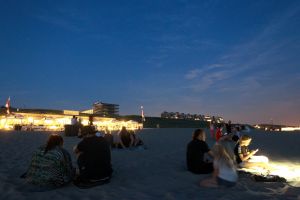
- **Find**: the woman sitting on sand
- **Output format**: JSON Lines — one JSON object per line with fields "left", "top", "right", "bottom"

{"left": 130, "top": 130, "right": 144, "bottom": 147}
{"left": 186, "top": 129, "right": 214, "bottom": 174}
{"left": 200, "top": 140, "right": 238, "bottom": 188}
{"left": 24, "top": 134, "right": 74, "bottom": 187}
{"left": 234, "top": 135, "right": 268, "bottom": 169}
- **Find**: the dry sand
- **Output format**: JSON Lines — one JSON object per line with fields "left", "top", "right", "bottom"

{"left": 0, "top": 128, "right": 299, "bottom": 200}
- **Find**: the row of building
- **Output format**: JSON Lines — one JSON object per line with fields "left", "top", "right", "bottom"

{"left": 0, "top": 102, "right": 142, "bottom": 131}
{"left": 160, "top": 111, "right": 224, "bottom": 123}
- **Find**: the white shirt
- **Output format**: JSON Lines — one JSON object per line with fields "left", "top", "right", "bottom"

{"left": 214, "top": 159, "right": 238, "bottom": 182}
{"left": 71, "top": 118, "right": 77, "bottom": 125}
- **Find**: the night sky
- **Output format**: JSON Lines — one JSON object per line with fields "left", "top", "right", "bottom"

{"left": 0, "top": 0, "right": 299, "bottom": 125}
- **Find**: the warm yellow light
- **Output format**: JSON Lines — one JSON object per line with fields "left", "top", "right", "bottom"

{"left": 44, "top": 119, "right": 53, "bottom": 125}
{"left": 81, "top": 120, "right": 89, "bottom": 126}
{"left": 49, "top": 125, "right": 59, "bottom": 130}
{"left": 28, "top": 117, "right": 34, "bottom": 123}
{"left": 282, "top": 127, "right": 300, "bottom": 131}
{"left": 4, "top": 124, "right": 13, "bottom": 130}
{"left": 0, "top": 114, "right": 142, "bottom": 132}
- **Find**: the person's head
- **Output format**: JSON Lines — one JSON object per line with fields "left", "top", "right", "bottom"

{"left": 192, "top": 129, "right": 206, "bottom": 141}
{"left": 44, "top": 134, "right": 63, "bottom": 154}
{"left": 121, "top": 126, "right": 127, "bottom": 131}
{"left": 72, "top": 115, "right": 75, "bottom": 118}
{"left": 88, "top": 129, "right": 97, "bottom": 136}
{"left": 212, "top": 141, "right": 235, "bottom": 168}
{"left": 239, "top": 135, "right": 252, "bottom": 146}
{"left": 228, "top": 120, "right": 231, "bottom": 124}
{"left": 216, "top": 140, "right": 235, "bottom": 160}
{"left": 235, "top": 126, "right": 240, "bottom": 132}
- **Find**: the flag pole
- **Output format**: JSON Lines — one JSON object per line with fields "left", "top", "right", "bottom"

{"left": 5, "top": 96, "right": 10, "bottom": 115}
{"left": 141, "top": 106, "right": 145, "bottom": 122}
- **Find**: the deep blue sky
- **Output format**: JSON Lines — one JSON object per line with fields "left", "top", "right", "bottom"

{"left": 1, "top": 0, "right": 299, "bottom": 125}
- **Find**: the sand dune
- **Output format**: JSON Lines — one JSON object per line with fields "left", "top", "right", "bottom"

{"left": 0, "top": 129, "right": 299, "bottom": 200}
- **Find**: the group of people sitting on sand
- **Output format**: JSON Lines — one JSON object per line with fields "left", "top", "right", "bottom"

{"left": 21, "top": 124, "right": 267, "bottom": 189}
{"left": 22, "top": 126, "right": 145, "bottom": 189}
{"left": 187, "top": 128, "right": 268, "bottom": 188}
{"left": 96, "top": 127, "right": 144, "bottom": 149}
{"left": 22, "top": 129, "right": 113, "bottom": 188}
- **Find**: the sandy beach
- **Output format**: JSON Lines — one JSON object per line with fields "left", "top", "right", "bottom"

{"left": 0, "top": 128, "right": 299, "bottom": 200}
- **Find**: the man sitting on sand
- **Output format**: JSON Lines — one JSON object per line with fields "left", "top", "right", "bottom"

{"left": 74, "top": 129, "right": 113, "bottom": 186}
{"left": 186, "top": 129, "right": 214, "bottom": 174}
{"left": 234, "top": 135, "right": 269, "bottom": 169}
{"left": 23, "top": 134, "right": 74, "bottom": 188}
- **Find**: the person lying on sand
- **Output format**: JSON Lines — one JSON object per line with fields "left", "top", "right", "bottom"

{"left": 234, "top": 135, "right": 269, "bottom": 169}
{"left": 23, "top": 134, "right": 74, "bottom": 187}
{"left": 200, "top": 140, "right": 238, "bottom": 188}
{"left": 186, "top": 129, "right": 214, "bottom": 174}
{"left": 73, "top": 129, "right": 113, "bottom": 184}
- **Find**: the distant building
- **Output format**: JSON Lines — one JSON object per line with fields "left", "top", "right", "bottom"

{"left": 92, "top": 101, "right": 119, "bottom": 117}
{"left": 161, "top": 111, "right": 223, "bottom": 123}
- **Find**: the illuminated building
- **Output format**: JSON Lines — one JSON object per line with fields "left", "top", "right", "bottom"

{"left": 0, "top": 107, "right": 142, "bottom": 132}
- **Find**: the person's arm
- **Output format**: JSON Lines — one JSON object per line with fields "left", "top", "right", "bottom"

{"left": 74, "top": 140, "right": 85, "bottom": 156}
{"left": 204, "top": 142, "right": 214, "bottom": 158}
{"left": 73, "top": 145, "right": 80, "bottom": 154}
{"left": 212, "top": 166, "right": 219, "bottom": 179}
{"left": 207, "top": 150, "right": 214, "bottom": 158}
{"left": 129, "top": 134, "right": 135, "bottom": 147}
{"left": 240, "top": 149, "right": 258, "bottom": 161}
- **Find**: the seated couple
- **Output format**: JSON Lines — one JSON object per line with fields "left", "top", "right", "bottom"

{"left": 186, "top": 129, "right": 238, "bottom": 188}
{"left": 112, "top": 127, "right": 144, "bottom": 149}
{"left": 23, "top": 131, "right": 112, "bottom": 188}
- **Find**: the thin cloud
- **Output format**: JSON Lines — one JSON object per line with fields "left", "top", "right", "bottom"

{"left": 36, "top": 14, "right": 82, "bottom": 32}
{"left": 186, "top": 70, "right": 230, "bottom": 92}
{"left": 184, "top": 3, "right": 300, "bottom": 93}
{"left": 185, "top": 69, "right": 202, "bottom": 80}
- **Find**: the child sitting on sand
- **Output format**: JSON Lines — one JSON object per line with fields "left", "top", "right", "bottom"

{"left": 200, "top": 140, "right": 238, "bottom": 188}
{"left": 234, "top": 135, "right": 269, "bottom": 169}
